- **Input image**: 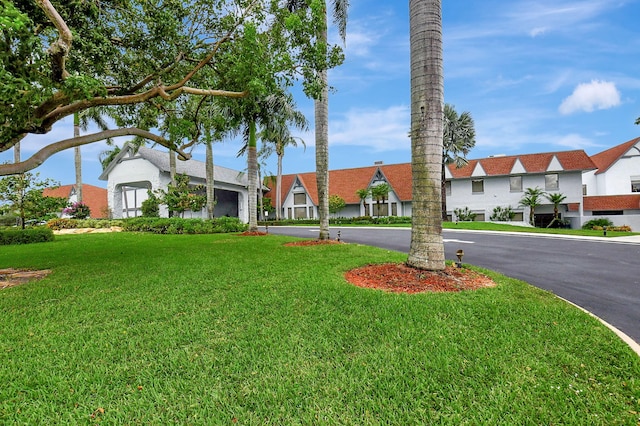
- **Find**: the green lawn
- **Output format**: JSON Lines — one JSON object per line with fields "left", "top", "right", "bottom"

{"left": 1, "top": 233, "right": 639, "bottom": 424}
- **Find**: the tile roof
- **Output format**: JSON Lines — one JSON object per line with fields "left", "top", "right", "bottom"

{"left": 265, "top": 163, "right": 414, "bottom": 206}
{"left": 43, "top": 184, "right": 109, "bottom": 218}
{"left": 583, "top": 194, "right": 640, "bottom": 211}
{"left": 590, "top": 137, "right": 640, "bottom": 175}
{"left": 448, "top": 150, "right": 596, "bottom": 178}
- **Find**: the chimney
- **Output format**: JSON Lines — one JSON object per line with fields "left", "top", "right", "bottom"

{"left": 374, "top": 161, "right": 384, "bottom": 165}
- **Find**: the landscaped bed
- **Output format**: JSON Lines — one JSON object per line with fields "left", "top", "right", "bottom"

{"left": 0, "top": 232, "right": 638, "bottom": 423}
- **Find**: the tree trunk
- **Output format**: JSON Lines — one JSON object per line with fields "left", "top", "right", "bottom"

{"left": 407, "top": 0, "right": 445, "bottom": 271}
{"left": 441, "top": 162, "right": 447, "bottom": 221}
{"left": 14, "top": 143, "right": 23, "bottom": 229}
{"left": 205, "top": 139, "right": 215, "bottom": 220}
{"left": 74, "top": 112, "right": 82, "bottom": 203}
{"left": 168, "top": 149, "right": 176, "bottom": 217}
{"left": 247, "top": 121, "right": 258, "bottom": 232}
{"left": 276, "top": 152, "right": 283, "bottom": 220}
{"left": 315, "top": 5, "right": 330, "bottom": 240}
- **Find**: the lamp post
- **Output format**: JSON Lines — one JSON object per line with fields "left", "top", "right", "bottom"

{"left": 456, "top": 249, "right": 464, "bottom": 268}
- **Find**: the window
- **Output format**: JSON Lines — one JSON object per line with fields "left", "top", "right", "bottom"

{"left": 293, "top": 193, "right": 306, "bottom": 205}
{"left": 593, "top": 210, "right": 623, "bottom": 216}
{"left": 632, "top": 179, "right": 640, "bottom": 193}
{"left": 545, "top": 173, "right": 559, "bottom": 190}
{"left": 308, "top": 206, "right": 314, "bottom": 218}
{"left": 472, "top": 179, "right": 484, "bottom": 194}
{"left": 391, "top": 202, "right": 398, "bottom": 216}
{"left": 509, "top": 176, "right": 522, "bottom": 192}
{"left": 294, "top": 207, "right": 307, "bottom": 219}
{"left": 474, "top": 213, "right": 485, "bottom": 222}
{"left": 445, "top": 181, "right": 451, "bottom": 196}
{"left": 287, "top": 207, "right": 292, "bottom": 219}
{"left": 373, "top": 203, "right": 389, "bottom": 217}
{"left": 583, "top": 184, "right": 587, "bottom": 196}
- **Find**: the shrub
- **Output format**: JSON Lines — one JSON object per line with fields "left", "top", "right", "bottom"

{"left": 63, "top": 202, "right": 91, "bottom": 219}
{"left": 0, "top": 227, "right": 54, "bottom": 245}
{"left": 46, "top": 218, "right": 79, "bottom": 230}
{"left": 582, "top": 218, "right": 614, "bottom": 230}
{"left": 121, "top": 217, "right": 247, "bottom": 234}
{"left": 141, "top": 190, "right": 161, "bottom": 217}
{"left": 490, "top": 206, "right": 516, "bottom": 222}
{"left": 454, "top": 207, "right": 476, "bottom": 222}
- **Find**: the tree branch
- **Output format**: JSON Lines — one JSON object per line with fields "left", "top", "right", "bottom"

{"left": 0, "top": 128, "right": 191, "bottom": 176}
{"left": 36, "top": 0, "right": 73, "bottom": 81}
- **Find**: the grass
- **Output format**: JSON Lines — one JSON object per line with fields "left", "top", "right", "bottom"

{"left": 1, "top": 233, "right": 639, "bottom": 424}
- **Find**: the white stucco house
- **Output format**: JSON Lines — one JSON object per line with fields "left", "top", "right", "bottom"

{"left": 99, "top": 143, "right": 251, "bottom": 221}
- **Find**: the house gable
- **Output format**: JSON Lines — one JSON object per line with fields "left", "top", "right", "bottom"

{"left": 510, "top": 158, "right": 526, "bottom": 174}
{"left": 591, "top": 137, "right": 640, "bottom": 175}
{"left": 547, "top": 155, "right": 564, "bottom": 172}
{"left": 471, "top": 162, "right": 486, "bottom": 177}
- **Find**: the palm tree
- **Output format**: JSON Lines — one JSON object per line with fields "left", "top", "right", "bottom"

{"left": 356, "top": 188, "right": 369, "bottom": 216}
{"left": 370, "top": 183, "right": 390, "bottom": 217}
{"left": 75, "top": 108, "right": 109, "bottom": 203}
{"left": 520, "top": 187, "right": 545, "bottom": 226}
{"left": 545, "top": 192, "right": 567, "bottom": 226}
{"left": 258, "top": 93, "right": 308, "bottom": 220}
{"left": 442, "top": 104, "right": 475, "bottom": 220}
{"left": 287, "top": 0, "right": 349, "bottom": 240}
{"left": 407, "top": 0, "right": 445, "bottom": 271}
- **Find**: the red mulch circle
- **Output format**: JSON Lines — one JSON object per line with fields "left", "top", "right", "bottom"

{"left": 345, "top": 263, "right": 496, "bottom": 293}
{"left": 237, "top": 231, "right": 268, "bottom": 236}
{"left": 283, "top": 239, "right": 344, "bottom": 246}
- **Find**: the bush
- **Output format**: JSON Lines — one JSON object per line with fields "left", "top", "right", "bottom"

{"left": 582, "top": 218, "right": 614, "bottom": 230}
{"left": 46, "top": 218, "right": 124, "bottom": 230}
{"left": 46, "top": 218, "right": 79, "bottom": 230}
{"left": 454, "top": 207, "right": 477, "bottom": 222}
{"left": 63, "top": 202, "right": 91, "bottom": 219}
{"left": 0, "top": 227, "right": 54, "bottom": 245}
{"left": 490, "top": 206, "right": 516, "bottom": 222}
{"left": 121, "top": 217, "right": 247, "bottom": 234}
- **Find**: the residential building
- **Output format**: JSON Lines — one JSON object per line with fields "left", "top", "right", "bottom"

{"left": 43, "top": 184, "right": 108, "bottom": 219}
{"left": 99, "top": 143, "right": 251, "bottom": 221}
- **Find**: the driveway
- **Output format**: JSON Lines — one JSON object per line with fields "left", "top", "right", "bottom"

{"left": 264, "top": 226, "right": 640, "bottom": 345}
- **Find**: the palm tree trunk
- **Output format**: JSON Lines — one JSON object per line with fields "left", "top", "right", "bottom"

{"left": 247, "top": 121, "right": 258, "bottom": 232}
{"left": 276, "top": 152, "right": 283, "bottom": 220}
{"left": 407, "top": 0, "right": 445, "bottom": 271}
{"left": 315, "top": 5, "right": 330, "bottom": 240}
{"left": 74, "top": 112, "right": 82, "bottom": 203}
{"left": 205, "top": 139, "right": 215, "bottom": 220}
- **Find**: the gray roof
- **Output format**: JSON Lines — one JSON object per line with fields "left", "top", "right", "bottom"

{"left": 100, "top": 143, "right": 248, "bottom": 187}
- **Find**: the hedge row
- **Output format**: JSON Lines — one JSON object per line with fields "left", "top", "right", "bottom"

{"left": 121, "top": 217, "right": 248, "bottom": 234}
{"left": 261, "top": 216, "right": 413, "bottom": 226}
{"left": 0, "top": 227, "right": 54, "bottom": 245}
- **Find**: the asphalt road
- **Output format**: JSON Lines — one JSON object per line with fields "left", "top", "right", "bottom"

{"left": 264, "top": 226, "right": 640, "bottom": 345}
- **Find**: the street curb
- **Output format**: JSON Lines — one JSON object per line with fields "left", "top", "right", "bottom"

{"left": 557, "top": 296, "right": 640, "bottom": 357}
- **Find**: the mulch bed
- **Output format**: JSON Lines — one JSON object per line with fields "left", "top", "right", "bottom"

{"left": 345, "top": 263, "right": 496, "bottom": 293}
{"left": 282, "top": 239, "right": 495, "bottom": 293}
{"left": 237, "top": 231, "right": 269, "bottom": 236}
{"left": 0, "top": 268, "right": 52, "bottom": 290}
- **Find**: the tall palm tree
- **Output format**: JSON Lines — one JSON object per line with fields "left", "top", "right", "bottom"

{"left": 259, "top": 93, "right": 308, "bottom": 220}
{"left": 75, "top": 108, "right": 109, "bottom": 203}
{"left": 442, "top": 103, "right": 475, "bottom": 220}
{"left": 520, "top": 187, "right": 545, "bottom": 226}
{"left": 287, "top": 0, "right": 349, "bottom": 240}
{"left": 356, "top": 188, "right": 369, "bottom": 216}
{"left": 407, "top": 0, "right": 445, "bottom": 271}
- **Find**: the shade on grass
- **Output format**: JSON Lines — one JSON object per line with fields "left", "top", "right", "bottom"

{"left": 1, "top": 233, "right": 638, "bottom": 424}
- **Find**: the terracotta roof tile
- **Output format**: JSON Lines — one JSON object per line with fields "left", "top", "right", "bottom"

{"left": 583, "top": 195, "right": 640, "bottom": 211}
{"left": 447, "top": 150, "right": 595, "bottom": 177}
{"left": 590, "top": 137, "right": 640, "bottom": 175}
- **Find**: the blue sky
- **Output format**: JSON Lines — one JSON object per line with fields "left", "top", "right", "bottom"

{"left": 3, "top": 0, "right": 640, "bottom": 188}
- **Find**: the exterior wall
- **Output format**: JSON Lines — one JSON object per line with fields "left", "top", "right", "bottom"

{"left": 447, "top": 171, "right": 584, "bottom": 225}
{"left": 595, "top": 156, "right": 640, "bottom": 195}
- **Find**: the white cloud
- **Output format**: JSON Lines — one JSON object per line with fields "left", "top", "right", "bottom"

{"left": 530, "top": 27, "right": 548, "bottom": 37}
{"left": 555, "top": 133, "right": 600, "bottom": 149}
{"left": 329, "top": 106, "right": 410, "bottom": 151}
{"left": 559, "top": 80, "right": 621, "bottom": 114}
